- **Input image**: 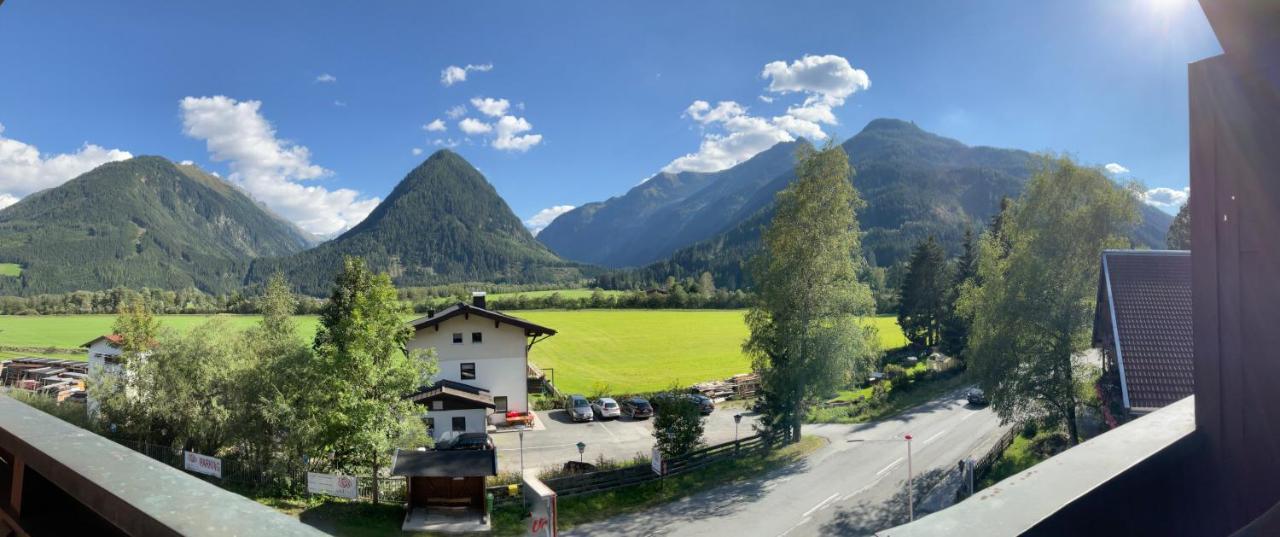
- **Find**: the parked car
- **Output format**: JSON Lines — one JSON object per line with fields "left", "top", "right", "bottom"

{"left": 967, "top": 388, "right": 988, "bottom": 406}
{"left": 687, "top": 394, "right": 715, "bottom": 415}
{"left": 435, "top": 432, "right": 495, "bottom": 451}
{"left": 566, "top": 394, "right": 594, "bottom": 422}
{"left": 592, "top": 397, "right": 622, "bottom": 419}
{"left": 622, "top": 397, "right": 654, "bottom": 419}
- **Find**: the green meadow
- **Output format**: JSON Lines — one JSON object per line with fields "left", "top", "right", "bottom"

{"left": 0, "top": 310, "right": 906, "bottom": 394}
{"left": 0, "top": 264, "right": 21, "bottom": 277}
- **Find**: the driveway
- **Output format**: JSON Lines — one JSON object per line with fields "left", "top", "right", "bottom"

{"left": 492, "top": 406, "right": 761, "bottom": 473}
{"left": 562, "top": 387, "right": 1010, "bottom": 537}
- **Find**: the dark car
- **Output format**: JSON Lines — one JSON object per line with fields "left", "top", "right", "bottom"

{"left": 687, "top": 394, "right": 715, "bottom": 415}
{"left": 967, "top": 388, "right": 988, "bottom": 406}
{"left": 622, "top": 397, "right": 654, "bottom": 419}
{"left": 436, "top": 432, "right": 495, "bottom": 451}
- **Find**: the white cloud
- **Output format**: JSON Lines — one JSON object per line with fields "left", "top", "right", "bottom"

{"left": 1141, "top": 186, "right": 1190, "bottom": 211}
{"left": 179, "top": 95, "right": 379, "bottom": 236}
{"left": 411, "top": 148, "right": 423, "bottom": 156}
{"left": 662, "top": 54, "right": 869, "bottom": 174}
{"left": 470, "top": 97, "right": 510, "bottom": 117}
{"left": 445, "top": 105, "right": 468, "bottom": 119}
{"left": 432, "top": 138, "right": 461, "bottom": 148}
{"left": 761, "top": 54, "right": 870, "bottom": 105}
{"left": 315, "top": 73, "right": 337, "bottom": 83}
{"left": 1104, "top": 162, "right": 1130, "bottom": 174}
{"left": 523, "top": 205, "right": 575, "bottom": 235}
{"left": 492, "top": 115, "right": 543, "bottom": 152}
{"left": 440, "top": 63, "right": 493, "bottom": 87}
{"left": 333, "top": 100, "right": 347, "bottom": 107}
{"left": 423, "top": 119, "right": 447, "bottom": 132}
{"left": 458, "top": 118, "right": 493, "bottom": 135}
{"left": 0, "top": 121, "right": 133, "bottom": 204}
{"left": 179, "top": 160, "right": 195, "bottom": 166}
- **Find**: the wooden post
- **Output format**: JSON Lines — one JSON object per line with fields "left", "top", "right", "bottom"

{"left": 7, "top": 454, "right": 23, "bottom": 517}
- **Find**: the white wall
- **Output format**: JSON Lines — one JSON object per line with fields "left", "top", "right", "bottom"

{"left": 408, "top": 315, "right": 530, "bottom": 414}
{"left": 423, "top": 408, "right": 488, "bottom": 442}
{"left": 85, "top": 340, "right": 123, "bottom": 413}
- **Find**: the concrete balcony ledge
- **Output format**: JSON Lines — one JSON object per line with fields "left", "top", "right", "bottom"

{"left": 0, "top": 395, "right": 324, "bottom": 536}
{"left": 877, "top": 396, "right": 1196, "bottom": 537}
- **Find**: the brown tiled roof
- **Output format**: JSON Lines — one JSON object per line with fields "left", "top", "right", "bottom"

{"left": 1095, "top": 250, "right": 1193, "bottom": 410}
{"left": 404, "top": 379, "right": 495, "bottom": 408}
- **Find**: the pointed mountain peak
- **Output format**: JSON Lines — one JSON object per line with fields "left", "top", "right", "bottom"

{"left": 859, "top": 118, "right": 924, "bottom": 134}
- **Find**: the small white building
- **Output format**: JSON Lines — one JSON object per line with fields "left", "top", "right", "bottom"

{"left": 405, "top": 293, "right": 555, "bottom": 440}
{"left": 81, "top": 334, "right": 126, "bottom": 411}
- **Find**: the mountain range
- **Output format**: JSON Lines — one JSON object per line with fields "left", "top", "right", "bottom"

{"left": 546, "top": 119, "right": 1173, "bottom": 287}
{"left": 0, "top": 118, "right": 1173, "bottom": 296}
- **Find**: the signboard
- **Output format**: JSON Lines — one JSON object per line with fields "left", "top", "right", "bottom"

{"left": 307, "top": 472, "right": 359, "bottom": 499}
{"left": 183, "top": 451, "right": 222, "bottom": 479}
{"left": 522, "top": 469, "right": 557, "bottom": 537}
{"left": 651, "top": 447, "right": 665, "bottom": 476}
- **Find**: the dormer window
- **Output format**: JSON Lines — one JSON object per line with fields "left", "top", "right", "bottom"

{"left": 452, "top": 333, "right": 463, "bottom": 344}
{"left": 471, "top": 332, "right": 483, "bottom": 344}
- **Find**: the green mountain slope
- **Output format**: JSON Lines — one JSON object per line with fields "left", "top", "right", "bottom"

{"left": 249, "top": 149, "right": 584, "bottom": 295}
{"left": 0, "top": 156, "right": 312, "bottom": 294}
{"left": 592, "top": 118, "right": 1173, "bottom": 288}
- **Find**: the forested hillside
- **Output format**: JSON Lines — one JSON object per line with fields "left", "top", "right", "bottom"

{"left": 0, "top": 157, "right": 312, "bottom": 295}
{"left": 248, "top": 150, "right": 586, "bottom": 295}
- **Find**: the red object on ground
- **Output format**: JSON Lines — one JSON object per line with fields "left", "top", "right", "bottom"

{"left": 506, "top": 411, "right": 521, "bottom": 419}
{"left": 905, "top": 434, "right": 913, "bottom": 441}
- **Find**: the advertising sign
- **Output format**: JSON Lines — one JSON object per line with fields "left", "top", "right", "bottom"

{"left": 183, "top": 451, "right": 222, "bottom": 479}
{"left": 307, "top": 472, "right": 359, "bottom": 499}
{"left": 522, "top": 469, "right": 557, "bottom": 537}
{"left": 651, "top": 447, "right": 665, "bottom": 476}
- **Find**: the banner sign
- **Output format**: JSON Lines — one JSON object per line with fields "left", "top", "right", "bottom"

{"left": 183, "top": 451, "right": 222, "bottom": 479}
{"left": 307, "top": 472, "right": 359, "bottom": 499}
{"left": 651, "top": 447, "right": 665, "bottom": 476}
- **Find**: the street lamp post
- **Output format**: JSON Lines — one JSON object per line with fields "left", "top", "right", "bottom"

{"left": 905, "top": 434, "right": 914, "bottom": 522}
{"left": 518, "top": 426, "right": 527, "bottom": 475}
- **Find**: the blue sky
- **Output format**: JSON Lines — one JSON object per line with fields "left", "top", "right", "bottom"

{"left": 0, "top": 0, "right": 1219, "bottom": 235}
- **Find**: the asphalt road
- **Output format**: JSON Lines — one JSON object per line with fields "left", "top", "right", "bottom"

{"left": 562, "top": 388, "right": 1009, "bottom": 537}
{"left": 492, "top": 405, "right": 761, "bottom": 473}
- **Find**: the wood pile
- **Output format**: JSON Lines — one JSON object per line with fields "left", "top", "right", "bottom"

{"left": 1, "top": 357, "right": 88, "bottom": 402}
{"left": 692, "top": 372, "right": 760, "bottom": 400}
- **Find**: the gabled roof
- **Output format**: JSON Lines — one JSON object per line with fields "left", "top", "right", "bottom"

{"left": 391, "top": 448, "right": 497, "bottom": 477}
{"left": 81, "top": 334, "right": 123, "bottom": 348}
{"left": 1093, "top": 249, "right": 1193, "bottom": 411}
{"left": 404, "top": 379, "right": 495, "bottom": 408}
{"left": 406, "top": 302, "right": 556, "bottom": 336}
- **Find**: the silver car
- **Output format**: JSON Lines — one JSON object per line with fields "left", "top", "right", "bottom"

{"left": 567, "top": 395, "right": 594, "bottom": 422}
{"left": 592, "top": 397, "right": 622, "bottom": 419}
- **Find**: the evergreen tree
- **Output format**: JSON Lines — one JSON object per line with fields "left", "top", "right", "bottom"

{"left": 1166, "top": 200, "right": 1191, "bottom": 250}
{"left": 940, "top": 228, "right": 977, "bottom": 356}
{"left": 963, "top": 156, "right": 1138, "bottom": 445}
{"left": 897, "top": 236, "right": 948, "bottom": 348}
{"left": 744, "top": 143, "right": 879, "bottom": 443}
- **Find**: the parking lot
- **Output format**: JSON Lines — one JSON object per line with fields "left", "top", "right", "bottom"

{"left": 492, "top": 404, "right": 762, "bottom": 473}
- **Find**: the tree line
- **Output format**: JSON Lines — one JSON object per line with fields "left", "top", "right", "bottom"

{"left": 89, "top": 260, "right": 435, "bottom": 501}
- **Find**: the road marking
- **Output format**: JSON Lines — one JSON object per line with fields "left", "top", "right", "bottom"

{"left": 840, "top": 473, "right": 888, "bottom": 502}
{"left": 876, "top": 457, "right": 904, "bottom": 476}
{"left": 923, "top": 428, "right": 949, "bottom": 446}
{"left": 777, "top": 517, "right": 811, "bottom": 537}
{"left": 595, "top": 420, "right": 619, "bottom": 441}
{"left": 960, "top": 411, "right": 978, "bottom": 422}
{"left": 802, "top": 493, "right": 840, "bottom": 518}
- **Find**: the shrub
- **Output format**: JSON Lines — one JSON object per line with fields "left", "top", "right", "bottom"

{"left": 883, "top": 364, "right": 908, "bottom": 382}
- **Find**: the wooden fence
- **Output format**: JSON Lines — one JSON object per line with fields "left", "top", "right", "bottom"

{"left": 489, "top": 434, "right": 767, "bottom": 503}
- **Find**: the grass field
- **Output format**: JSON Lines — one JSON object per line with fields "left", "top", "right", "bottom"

{"left": 0, "top": 311, "right": 906, "bottom": 393}
{"left": 0, "top": 263, "right": 21, "bottom": 277}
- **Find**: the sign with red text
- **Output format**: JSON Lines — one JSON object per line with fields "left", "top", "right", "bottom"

{"left": 183, "top": 451, "right": 222, "bottom": 479}
{"left": 307, "top": 472, "right": 359, "bottom": 499}
{"left": 522, "top": 469, "right": 557, "bottom": 536}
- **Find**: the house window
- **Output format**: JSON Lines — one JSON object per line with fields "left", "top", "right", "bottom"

{"left": 451, "top": 416, "right": 467, "bottom": 432}
{"left": 494, "top": 396, "right": 508, "bottom": 413}
{"left": 452, "top": 332, "right": 463, "bottom": 344}
{"left": 461, "top": 362, "right": 476, "bottom": 380}
{"left": 471, "top": 332, "right": 483, "bottom": 344}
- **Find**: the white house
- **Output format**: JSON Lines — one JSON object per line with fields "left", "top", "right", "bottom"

{"left": 83, "top": 334, "right": 125, "bottom": 377}
{"left": 404, "top": 293, "right": 555, "bottom": 440}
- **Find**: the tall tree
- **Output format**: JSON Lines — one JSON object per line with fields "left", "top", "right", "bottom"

{"left": 312, "top": 257, "right": 436, "bottom": 503}
{"left": 744, "top": 143, "right": 879, "bottom": 443}
{"left": 1166, "top": 200, "right": 1191, "bottom": 250}
{"left": 963, "top": 156, "right": 1138, "bottom": 444}
{"left": 897, "top": 236, "right": 949, "bottom": 347}
{"left": 940, "top": 228, "right": 978, "bottom": 356}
